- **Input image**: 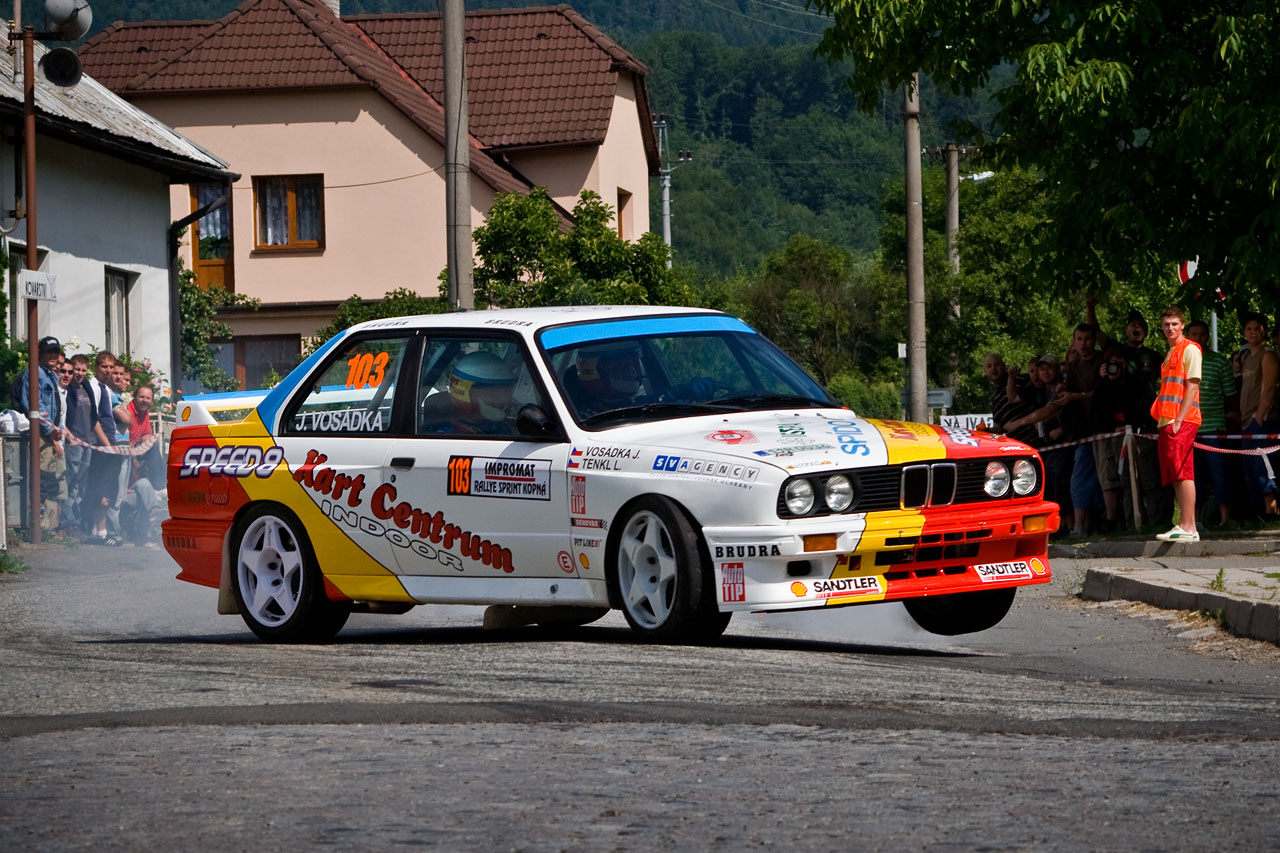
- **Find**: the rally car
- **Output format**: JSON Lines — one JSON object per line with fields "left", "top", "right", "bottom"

{"left": 163, "top": 306, "right": 1058, "bottom": 643}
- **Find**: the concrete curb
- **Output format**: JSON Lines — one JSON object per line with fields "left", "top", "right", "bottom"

{"left": 1081, "top": 568, "right": 1280, "bottom": 644}
{"left": 1050, "top": 538, "right": 1280, "bottom": 560}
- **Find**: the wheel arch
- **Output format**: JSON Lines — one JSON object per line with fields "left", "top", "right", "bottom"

{"left": 603, "top": 492, "right": 711, "bottom": 611}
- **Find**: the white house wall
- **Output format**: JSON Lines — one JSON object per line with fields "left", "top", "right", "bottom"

{"left": 0, "top": 134, "right": 174, "bottom": 386}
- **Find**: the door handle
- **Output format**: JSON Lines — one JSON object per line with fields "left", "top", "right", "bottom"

{"left": 390, "top": 457, "right": 416, "bottom": 469}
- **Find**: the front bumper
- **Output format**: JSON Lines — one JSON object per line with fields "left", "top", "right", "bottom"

{"left": 703, "top": 499, "right": 1059, "bottom": 611}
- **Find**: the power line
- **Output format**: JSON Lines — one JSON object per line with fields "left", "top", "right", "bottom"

{"left": 698, "top": 0, "right": 826, "bottom": 36}
{"left": 745, "top": 0, "right": 828, "bottom": 19}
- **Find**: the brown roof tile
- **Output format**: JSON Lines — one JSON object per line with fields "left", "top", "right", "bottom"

{"left": 81, "top": 1, "right": 658, "bottom": 174}
{"left": 79, "top": 0, "right": 568, "bottom": 213}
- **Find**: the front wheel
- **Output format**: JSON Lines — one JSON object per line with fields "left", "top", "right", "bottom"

{"left": 608, "top": 496, "right": 731, "bottom": 644}
{"left": 903, "top": 587, "right": 1017, "bottom": 636}
{"left": 231, "top": 506, "right": 350, "bottom": 643}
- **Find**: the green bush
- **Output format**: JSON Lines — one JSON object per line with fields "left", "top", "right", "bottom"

{"left": 826, "top": 372, "right": 902, "bottom": 420}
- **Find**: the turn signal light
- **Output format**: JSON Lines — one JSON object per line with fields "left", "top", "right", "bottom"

{"left": 803, "top": 533, "right": 838, "bottom": 552}
{"left": 1023, "top": 514, "right": 1048, "bottom": 533}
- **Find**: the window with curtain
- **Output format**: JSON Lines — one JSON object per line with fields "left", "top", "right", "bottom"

{"left": 253, "top": 174, "right": 324, "bottom": 251}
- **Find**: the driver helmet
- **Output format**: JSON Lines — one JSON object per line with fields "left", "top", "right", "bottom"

{"left": 577, "top": 341, "right": 643, "bottom": 399}
{"left": 449, "top": 351, "right": 517, "bottom": 422}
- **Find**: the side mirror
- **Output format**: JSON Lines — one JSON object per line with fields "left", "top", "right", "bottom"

{"left": 515, "top": 404, "right": 563, "bottom": 441}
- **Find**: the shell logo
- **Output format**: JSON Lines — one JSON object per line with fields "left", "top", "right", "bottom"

{"left": 181, "top": 406, "right": 191, "bottom": 422}
{"left": 1030, "top": 557, "right": 1046, "bottom": 576}
{"left": 790, "top": 581, "right": 808, "bottom": 597}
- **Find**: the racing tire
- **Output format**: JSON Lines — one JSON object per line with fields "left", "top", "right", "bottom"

{"left": 607, "top": 495, "right": 732, "bottom": 644}
{"left": 231, "top": 505, "right": 350, "bottom": 643}
{"left": 902, "top": 587, "right": 1017, "bottom": 636}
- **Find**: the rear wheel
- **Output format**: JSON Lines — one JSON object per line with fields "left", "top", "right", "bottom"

{"left": 231, "top": 506, "right": 350, "bottom": 643}
{"left": 608, "top": 496, "right": 731, "bottom": 644}
{"left": 903, "top": 587, "right": 1017, "bottom": 636}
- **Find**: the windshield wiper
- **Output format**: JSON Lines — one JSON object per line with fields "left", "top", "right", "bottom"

{"left": 580, "top": 401, "right": 725, "bottom": 427}
{"left": 706, "top": 393, "right": 831, "bottom": 410}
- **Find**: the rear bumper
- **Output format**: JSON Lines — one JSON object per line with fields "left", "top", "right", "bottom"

{"left": 704, "top": 499, "right": 1059, "bottom": 611}
{"left": 162, "top": 517, "right": 232, "bottom": 590}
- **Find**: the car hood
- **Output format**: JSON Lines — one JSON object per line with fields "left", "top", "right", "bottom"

{"left": 595, "top": 409, "right": 1033, "bottom": 472}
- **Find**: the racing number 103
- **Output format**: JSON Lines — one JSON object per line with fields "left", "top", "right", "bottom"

{"left": 447, "top": 456, "right": 472, "bottom": 495}
{"left": 346, "top": 351, "right": 389, "bottom": 389}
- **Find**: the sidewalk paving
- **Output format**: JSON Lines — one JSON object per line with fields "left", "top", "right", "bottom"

{"left": 1052, "top": 533, "right": 1280, "bottom": 644}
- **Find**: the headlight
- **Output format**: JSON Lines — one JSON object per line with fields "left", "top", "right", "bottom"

{"left": 824, "top": 474, "right": 853, "bottom": 512}
{"left": 984, "top": 461, "right": 1010, "bottom": 497}
{"left": 785, "top": 478, "right": 815, "bottom": 515}
{"left": 1012, "top": 458, "right": 1038, "bottom": 495}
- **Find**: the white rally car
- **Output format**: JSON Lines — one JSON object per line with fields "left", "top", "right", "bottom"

{"left": 164, "top": 306, "right": 1058, "bottom": 643}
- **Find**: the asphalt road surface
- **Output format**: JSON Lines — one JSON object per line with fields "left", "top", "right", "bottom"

{"left": 2, "top": 545, "right": 1278, "bottom": 850}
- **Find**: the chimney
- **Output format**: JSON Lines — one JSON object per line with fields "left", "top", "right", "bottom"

{"left": 321, "top": 0, "right": 340, "bottom": 15}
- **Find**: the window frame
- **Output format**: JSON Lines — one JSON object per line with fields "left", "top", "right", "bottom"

{"left": 412, "top": 330, "right": 563, "bottom": 442}
{"left": 104, "top": 267, "right": 133, "bottom": 355}
{"left": 252, "top": 174, "right": 325, "bottom": 253}
{"left": 281, "top": 331, "right": 420, "bottom": 439}
{"left": 189, "top": 182, "right": 234, "bottom": 290}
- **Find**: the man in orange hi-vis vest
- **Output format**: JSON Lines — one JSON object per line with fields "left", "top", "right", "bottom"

{"left": 1151, "top": 306, "right": 1202, "bottom": 542}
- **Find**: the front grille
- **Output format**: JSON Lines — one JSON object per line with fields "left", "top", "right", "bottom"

{"left": 777, "top": 457, "right": 1043, "bottom": 518}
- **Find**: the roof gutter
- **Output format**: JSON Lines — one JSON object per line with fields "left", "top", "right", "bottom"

{"left": 168, "top": 177, "right": 238, "bottom": 393}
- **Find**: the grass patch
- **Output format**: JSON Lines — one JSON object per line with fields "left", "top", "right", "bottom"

{"left": 1265, "top": 572, "right": 1280, "bottom": 580}
{"left": 1199, "top": 608, "right": 1227, "bottom": 629}
{"left": 1209, "top": 568, "right": 1227, "bottom": 592}
{"left": 0, "top": 551, "right": 26, "bottom": 574}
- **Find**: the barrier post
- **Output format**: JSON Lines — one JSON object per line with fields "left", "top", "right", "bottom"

{"left": 1124, "top": 426, "right": 1143, "bottom": 528}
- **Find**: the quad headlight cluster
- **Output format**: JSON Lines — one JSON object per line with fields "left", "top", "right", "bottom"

{"left": 783, "top": 473, "right": 853, "bottom": 516}
{"left": 779, "top": 458, "right": 1041, "bottom": 519}
{"left": 984, "top": 458, "right": 1038, "bottom": 497}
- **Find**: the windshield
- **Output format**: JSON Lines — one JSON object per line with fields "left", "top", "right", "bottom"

{"left": 539, "top": 314, "right": 835, "bottom": 429}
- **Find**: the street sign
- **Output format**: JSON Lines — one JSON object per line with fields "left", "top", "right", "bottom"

{"left": 1178, "top": 258, "right": 1197, "bottom": 283}
{"left": 899, "top": 388, "right": 954, "bottom": 410}
{"left": 19, "top": 270, "right": 56, "bottom": 302}
{"left": 941, "top": 413, "right": 991, "bottom": 430}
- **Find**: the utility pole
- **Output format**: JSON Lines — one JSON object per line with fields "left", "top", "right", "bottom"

{"left": 442, "top": 0, "right": 472, "bottom": 309}
{"left": 903, "top": 75, "right": 927, "bottom": 423}
{"left": 22, "top": 25, "right": 38, "bottom": 542}
{"left": 944, "top": 142, "right": 959, "bottom": 274}
{"left": 653, "top": 116, "right": 690, "bottom": 269}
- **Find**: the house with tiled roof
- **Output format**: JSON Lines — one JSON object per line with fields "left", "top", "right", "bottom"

{"left": 79, "top": 0, "right": 660, "bottom": 389}
{"left": 0, "top": 27, "right": 234, "bottom": 391}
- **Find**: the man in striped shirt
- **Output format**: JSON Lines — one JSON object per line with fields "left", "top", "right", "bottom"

{"left": 1187, "top": 321, "right": 1237, "bottom": 526}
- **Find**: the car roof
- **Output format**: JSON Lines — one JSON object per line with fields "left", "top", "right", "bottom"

{"left": 346, "top": 305, "right": 722, "bottom": 336}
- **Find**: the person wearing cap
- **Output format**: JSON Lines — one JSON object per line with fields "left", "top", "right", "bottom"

{"left": 12, "top": 336, "right": 66, "bottom": 532}
{"left": 422, "top": 351, "right": 519, "bottom": 435}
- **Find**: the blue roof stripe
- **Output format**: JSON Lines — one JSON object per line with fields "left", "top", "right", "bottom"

{"left": 539, "top": 315, "right": 754, "bottom": 350}
{"left": 257, "top": 330, "right": 349, "bottom": 431}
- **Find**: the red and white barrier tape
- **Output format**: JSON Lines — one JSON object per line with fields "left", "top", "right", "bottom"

{"left": 64, "top": 433, "right": 158, "bottom": 457}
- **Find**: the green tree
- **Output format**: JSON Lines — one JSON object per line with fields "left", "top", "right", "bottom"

{"left": 471, "top": 188, "right": 694, "bottom": 308}
{"left": 179, "top": 267, "right": 259, "bottom": 393}
{"left": 811, "top": 0, "right": 1280, "bottom": 310}
{"left": 304, "top": 287, "right": 448, "bottom": 356}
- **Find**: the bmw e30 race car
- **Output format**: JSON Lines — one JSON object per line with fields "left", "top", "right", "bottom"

{"left": 163, "top": 306, "right": 1058, "bottom": 643}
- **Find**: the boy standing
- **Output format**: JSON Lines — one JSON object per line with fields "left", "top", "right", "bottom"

{"left": 1152, "top": 307, "right": 1202, "bottom": 542}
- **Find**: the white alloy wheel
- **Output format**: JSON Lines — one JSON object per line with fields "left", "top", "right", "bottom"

{"left": 237, "top": 515, "right": 305, "bottom": 627}
{"left": 616, "top": 509, "right": 679, "bottom": 629}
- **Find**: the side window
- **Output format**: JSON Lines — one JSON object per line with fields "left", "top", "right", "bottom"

{"left": 290, "top": 336, "right": 408, "bottom": 434}
{"left": 416, "top": 337, "right": 548, "bottom": 437}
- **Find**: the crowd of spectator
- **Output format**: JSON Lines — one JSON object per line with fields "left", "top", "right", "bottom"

{"left": 985, "top": 303, "right": 1280, "bottom": 537}
{"left": 12, "top": 338, "right": 164, "bottom": 545}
